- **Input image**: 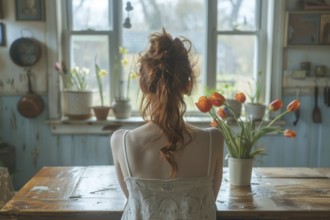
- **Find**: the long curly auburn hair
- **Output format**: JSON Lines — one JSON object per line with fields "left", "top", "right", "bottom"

{"left": 138, "top": 29, "right": 197, "bottom": 177}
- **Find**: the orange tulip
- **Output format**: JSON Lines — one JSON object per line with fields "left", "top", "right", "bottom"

{"left": 209, "top": 92, "right": 225, "bottom": 107}
{"left": 210, "top": 120, "right": 219, "bottom": 128}
{"left": 195, "top": 96, "right": 212, "bottom": 113}
{"left": 284, "top": 129, "right": 296, "bottom": 138}
{"left": 269, "top": 99, "right": 283, "bottom": 111}
{"left": 234, "top": 92, "right": 246, "bottom": 103}
{"left": 217, "top": 108, "right": 227, "bottom": 119}
{"left": 287, "top": 100, "right": 300, "bottom": 112}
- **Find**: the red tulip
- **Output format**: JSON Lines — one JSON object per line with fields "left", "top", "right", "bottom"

{"left": 217, "top": 108, "right": 227, "bottom": 119}
{"left": 287, "top": 100, "right": 300, "bottom": 112}
{"left": 235, "top": 92, "right": 246, "bottom": 103}
{"left": 269, "top": 99, "right": 283, "bottom": 111}
{"left": 284, "top": 129, "right": 296, "bottom": 138}
{"left": 195, "top": 96, "right": 212, "bottom": 113}
{"left": 209, "top": 92, "right": 225, "bottom": 107}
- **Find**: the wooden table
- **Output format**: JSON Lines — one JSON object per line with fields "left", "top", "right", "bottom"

{"left": 0, "top": 166, "right": 330, "bottom": 220}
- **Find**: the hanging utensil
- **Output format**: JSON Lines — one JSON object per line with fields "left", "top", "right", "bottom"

{"left": 293, "top": 88, "right": 300, "bottom": 126}
{"left": 328, "top": 84, "right": 330, "bottom": 107}
{"left": 324, "top": 80, "right": 328, "bottom": 105}
{"left": 17, "top": 69, "right": 44, "bottom": 118}
{"left": 9, "top": 36, "right": 41, "bottom": 67}
{"left": 312, "top": 85, "right": 322, "bottom": 123}
{"left": 9, "top": 29, "right": 43, "bottom": 118}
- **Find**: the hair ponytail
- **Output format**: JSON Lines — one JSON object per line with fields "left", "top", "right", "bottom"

{"left": 138, "top": 29, "right": 196, "bottom": 177}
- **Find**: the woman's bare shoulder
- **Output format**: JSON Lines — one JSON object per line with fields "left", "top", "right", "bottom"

{"left": 208, "top": 127, "right": 223, "bottom": 137}
{"left": 110, "top": 129, "right": 127, "bottom": 152}
{"left": 207, "top": 127, "right": 224, "bottom": 150}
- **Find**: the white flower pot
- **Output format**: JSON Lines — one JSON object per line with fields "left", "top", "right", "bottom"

{"left": 63, "top": 90, "right": 94, "bottom": 120}
{"left": 228, "top": 157, "right": 253, "bottom": 186}
{"left": 225, "top": 99, "right": 242, "bottom": 118}
{"left": 245, "top": 103, "right": 266, "bottom": 121}
{"left": 112, "top": 98, "right": 132, "bottom": 119}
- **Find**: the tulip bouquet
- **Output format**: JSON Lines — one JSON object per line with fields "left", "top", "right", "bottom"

{"left": 195, "top": 92, "right": 300, "bottom": 159}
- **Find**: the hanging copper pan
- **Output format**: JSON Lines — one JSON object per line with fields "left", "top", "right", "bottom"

{"left": 9, "top": 37, "right": 44, "bottom": 118}
{"left": 17, "top": 69, "right": 44, "bottom": 118}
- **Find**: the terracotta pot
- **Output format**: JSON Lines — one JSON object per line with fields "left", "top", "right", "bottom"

{"left": 92, "top": 106, "right": 111, "bottom": 121}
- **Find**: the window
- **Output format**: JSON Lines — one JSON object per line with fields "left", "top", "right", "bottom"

{"left": 121, "top": 0, "right": 206, "bottom": 111}
{"left": 61, "top": 0, "right": 271, "bottom": 117}
{"left": 215, "top": 0, "right": 267, "bottom": 103}
{"left": 63, "top": 0, "right": 116, "bottom": 107}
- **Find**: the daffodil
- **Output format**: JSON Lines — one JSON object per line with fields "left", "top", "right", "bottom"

{"left": 95, "top": 64, "right": 108, "bottom": 106}
{"left": 54, "top": 62, "right": 89, "bottom": 91}
{"left": 118, "top": 47, "right": 139, "bottom": 100}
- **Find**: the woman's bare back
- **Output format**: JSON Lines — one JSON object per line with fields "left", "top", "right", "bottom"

{"left": 111, "top": 122, "right": 224, "bottom": 199}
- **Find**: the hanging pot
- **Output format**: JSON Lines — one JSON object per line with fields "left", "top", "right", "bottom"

{"left": 9, "top": 32, "right": 43, "bottom": 118}
{"left": 9, "top": 37, "right": 41, "bottom": 67}
{"left": 17, "top": 70, "right": 44, "bottom": 118}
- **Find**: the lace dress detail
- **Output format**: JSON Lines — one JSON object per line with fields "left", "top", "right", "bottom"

{"left": 121, "top": 130, "right": 216, "bottom": 220}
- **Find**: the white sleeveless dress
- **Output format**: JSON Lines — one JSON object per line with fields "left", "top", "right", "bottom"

{"left": 121, "top": 130, "right": 217, "bottom": 220}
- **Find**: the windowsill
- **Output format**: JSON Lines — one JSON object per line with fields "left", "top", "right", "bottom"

{"left": 46, "top": 116, "right": 214, "bottom": 135}
{"left": 46, "top": 116, "right": 285, "bottom": 135}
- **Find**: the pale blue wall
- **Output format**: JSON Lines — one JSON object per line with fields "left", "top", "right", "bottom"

{"left": 0, "top": 96, "right": 114, "bottom": 189}
{"left": 255, "top": 96, "right": 330, "bottom": 168}
{"left": 1, "top": 95, "right": 330, "bottom": 190}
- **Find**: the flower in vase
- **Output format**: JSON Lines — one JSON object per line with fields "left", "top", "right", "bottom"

{"left": 117, "top": 46, "right": 139, "bottom": 101}
{"left": 95, "top": 64, "right": 108, "bottom": 106}
{"left": 195, "top": 92, "right": 300, "bottom": 159}
{"left": 54, "top": 61, "right": 90, "bottom": 91}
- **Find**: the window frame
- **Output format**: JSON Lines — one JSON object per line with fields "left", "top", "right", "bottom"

{"left": 62, "top": 0, "right": 122, "bottom": 109}
{"left": 211, "top": 0, "right": 267, "bottom": 102}
{"left": 47, "top": 0, "right": 280, "bottom": 121}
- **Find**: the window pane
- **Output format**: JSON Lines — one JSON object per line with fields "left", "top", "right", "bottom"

{"left": 216, "top": 35, "right": 256, "bottom": 97}
{"left": 122, "top": 0, "right": 206, "bottom": 111}
{"left": 71, "top": 0, "right": 111, "bottom": 30}
{"left": 70, "top": 35, "right": 110, "bottom": 106}
{"left": 218, "top": 0, "right": 257, "bottom": 31}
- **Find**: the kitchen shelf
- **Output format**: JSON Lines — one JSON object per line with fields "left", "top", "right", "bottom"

{"left": 283, "top": 70, "right": 330, "bottom": 95}
{"left": 284, "top": 45, "right": 330, "bottom": 49}
{"left": 282, "top": 1, "right": 330, "bottom": 95}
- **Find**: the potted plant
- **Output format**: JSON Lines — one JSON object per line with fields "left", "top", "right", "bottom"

{"left": 245, "top": 71, "right": 266, "bottom": 121}
{"left": 221, "top": 82, "right": 242, "bottom": 118}
{"left": 54, "top": 62, "right": 94, "bottom": 120}
{"left": 92, "top": 64, "right": 111, "bottom": 120}
{"left": 195, "top": 92, "right": 300, "bottom": 186}
{"left": 112, "top": 47, "right": 138, "bottom": 119}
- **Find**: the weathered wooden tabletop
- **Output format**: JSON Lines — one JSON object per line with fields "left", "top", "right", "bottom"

{"left": 0, "top": 166, "right": 330, "bottom": 220}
